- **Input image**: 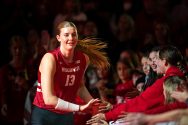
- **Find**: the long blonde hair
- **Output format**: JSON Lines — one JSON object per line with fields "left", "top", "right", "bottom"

{"left": 76, "top": 37, "right": 110, "bottom": 69}
{"left": 56, "top": 21, "right": 110, "bottom": 69}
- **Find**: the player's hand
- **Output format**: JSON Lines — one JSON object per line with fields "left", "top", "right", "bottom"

{"left": 80, "top": 98, "right": 100, "bottom": 112}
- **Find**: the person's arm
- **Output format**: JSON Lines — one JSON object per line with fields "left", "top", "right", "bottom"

{"left": 146, "top": 109, "right": 188, "bottom": 124}
{"left": 77, "top": 54, "right": 101, "bottom": 111}
{"left": 77, "top": 79, "right": 93, "bottom": 103}
{"left": 115, "top": 109, "right": 188, "bottom": 125}
{"left": 77, "top": 81, "right": 101, "bottom": 112}
{"left": 144, "top": 101, "right": 187, "bottom": 114}
{"left": 117, "top": 109, "right": 188, "bottom": 125}
{"left": 40, "top": 53, "right": 58, "bottom": 106}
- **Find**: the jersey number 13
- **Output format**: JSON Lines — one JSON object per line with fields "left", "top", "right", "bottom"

{"left": 65, "top": 75, "right": 75, "bottom": 86}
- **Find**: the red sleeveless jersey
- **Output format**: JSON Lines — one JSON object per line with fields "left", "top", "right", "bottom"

{"left": 33, "top": 47, "right": 87, "bottom": 114}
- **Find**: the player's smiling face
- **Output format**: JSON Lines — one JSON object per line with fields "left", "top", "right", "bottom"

{"left": 57, "top": 27, "right": 78, "bottom": 51}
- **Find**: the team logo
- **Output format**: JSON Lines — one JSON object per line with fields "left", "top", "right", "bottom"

{"left": 62, "top": 66, "right": 80, "bottom": 72}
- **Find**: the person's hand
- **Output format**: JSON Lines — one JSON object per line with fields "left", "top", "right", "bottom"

{"left": 80, "top": 98, "right": 100, "bottom": 112}
{"left": 1, "top": 104, "right": 7, "bottom": 116}
{"left": 98, "top": 101, "right": 113, "bottom": 113}
{"left": 171, "top": 90, "right": 188, "bottom": 102}
{"left": 90, "top": 120, "right": 108, "bottom": 125}
{"left": 117, "top": 112, "right": 147, "bottom": 125}
{"left": 86, "top": 113, "right": 106, "bottom": 124}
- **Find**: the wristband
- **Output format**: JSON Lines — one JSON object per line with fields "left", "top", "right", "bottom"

{"left": 55, "top": 98, "right": 79, "bottom": 112}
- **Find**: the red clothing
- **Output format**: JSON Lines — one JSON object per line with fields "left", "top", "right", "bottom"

{"left": 115, "top": 80, "right": 135, "bottom": 104}
{"left": 33, "top": 47, "right": 87, "bottom": 114}
{"left": 105, "top": 66, "right": 187, "bottom": 121}
{"left": 115, "top": 80, "right": 134, "bottom": 97}
{"left": 145, "top": 102, "right": 187, "bottom": 114}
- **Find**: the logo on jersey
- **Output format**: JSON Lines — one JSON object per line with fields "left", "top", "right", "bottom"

{"left": 62, "top": 66, "right": 80, "bottom": 72}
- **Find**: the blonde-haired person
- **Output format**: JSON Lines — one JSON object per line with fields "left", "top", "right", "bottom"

{"left": 117, "top": 76, "right": 188, "bottom": 125}
{"left": 163, "top": 76, "right": 188, "bottom": 104}
{"left": 31, "top": 21, "right": 110, "bottom": 125}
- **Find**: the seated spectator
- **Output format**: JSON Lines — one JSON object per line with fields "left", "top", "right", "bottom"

{"left": 114, "top": 59, "right": 139, "bottom": 104}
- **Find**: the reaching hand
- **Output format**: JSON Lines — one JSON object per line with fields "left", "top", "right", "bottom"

{"left": 80, "top": 98, "right": 100, "bottom": 112}
{"left": 86, "top": 113, "right": 106, "bottom": 124}
{"left": 117, "top": 112, "right": 147, "bottom": 125}
{"left": 89, "top": 120, "right": 108, "bottom": 125}
{"left": 98, "top": 101, "right": 113, "bottom": 113}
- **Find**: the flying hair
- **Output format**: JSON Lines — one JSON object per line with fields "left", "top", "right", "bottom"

{"left": 76, "top": 37, "right": 110, "bottom": 69}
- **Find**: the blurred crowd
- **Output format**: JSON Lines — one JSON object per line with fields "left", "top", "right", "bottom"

{"left": 0, "top": 0, "right": 188, "bottom": 125}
